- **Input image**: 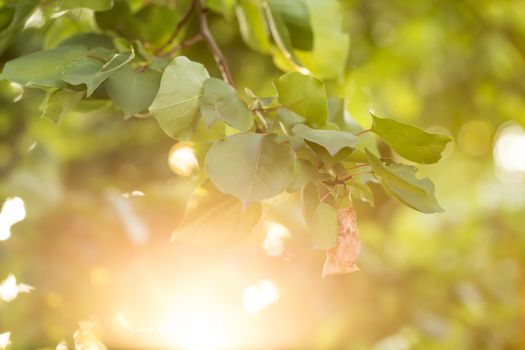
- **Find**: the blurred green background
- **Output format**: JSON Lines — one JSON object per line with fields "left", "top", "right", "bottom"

{"left": 1, "top": 0, "right": 525, "bottom": 349}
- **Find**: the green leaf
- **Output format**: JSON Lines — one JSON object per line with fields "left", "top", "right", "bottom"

{"left": 288, "top": 159, "right": 325, "bottom": 193}
{"left": 172, "top": 181, "right": 261, "bottom": 246}
{"left": 292, "top": 124, "right": 359, "bottom": 156}
{"left": 370, "top": 115, "right": 452, "bottom": 164}
{"left": 366, "top": 149, "right": 444, "bottom": 213}
{"left": 296, "top": 0, "right": 350, "bottom": 81}
{"left": 311, "top": 202, "right": 337, "bottom": 250}
{"left": 58, "top": 0, "right": 114, "bottom": 11}
{"left": 235, "top": 0, "right": 271, "bottom": 53}
{"left": 0, "top": 0, "right": 38, "bottom": 55}
{"left": 134, "top": 4, "right": 179, "bottom": 45}
{"left": 61, "top": 48, "right": 134, "bottom": 96}
{"left": 206, "top": 0, "right": 236, "bottom": 19}
{"left": 267, "top": 0, "right": 313, "bottom": 51}
{"left": 300, "top": 182, "right": 319, "bottom": 225}
{"left": 149, "top": 56, "right": 210, "bottom": 139}
{"left": 0, "top": 45, "right": 87, "bottom": 87}
{"left": 95, "top": 0, "right": 140, "bottom": 39}
{"left": 39, "top": 88, "right": 85, "bottom": 124}
{"left": 206, "top": 132, "right": 296, "bottom": 203}
{"left": 275, "top": 72, "right": 328, "bottom": 126}
{"left": 201, "top": 78, "right": 253, "bottom": 131}
{"left": 349, "top": 180, "right": 375, "bottom": 207}
{"left": 104, "top": 64, "right": 161, "bottom": 117}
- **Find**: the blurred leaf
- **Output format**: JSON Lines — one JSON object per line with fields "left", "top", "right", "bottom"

{"left": 275, "top": 72, "right": 328, "bottom": 126}
{"left": 288, "top": 158, "right": 325, "bottom": 192}
{"left": 292, "top": 123, "right": 359, "bottom": 156}
{"left": 371, "top": 114, "right": 452, "bottom": 164}
{"left": 206, "top": 132, "right": 296, "bottom": 203}
{"left": 95, "top": 0, "right": 140, "bottom": 39}
{"left": 312, "top": 202, "right": 337, "bottom": 250}
{"left": 58, "top": 0, "right": 114, "bottom": 11}
{"left": 104, "top": 63, "right": 161, "bottom": 117}
{"left": 267, "top": 0, "right": 313, "bottom": 51}
{"left": 61, "top": 48, "right": 135, "bottom": 96}
{"left": 235, "top": 0, "right": 271, "bottom": 53}
{"left": 206, "top": 0, "right": 236, "bottom": 19}
{"left": 366, "top": 149, "right": 443, "bottom": 213}
{"left": 201, "top": 77, "right": 253, "bottom": 131}
{"left": 149, "top": 56, "right": 210, "bottom": 139}
{"left": 0, "top": 0, "right": 38, "bottom": 55}
{"left": 39, "top": 88, "right": 85, "bottom": 124}
{"left": 0, "top": 45, "right": 87, "bottom": 87}
{"left": 172, "top": 181, "right": 261, "bottom": 246}
{"left": 134, "top": 4, "right": 178, "bottom": 45}
{"left": 296, "top": 0, "right": 349, "bottom": 80}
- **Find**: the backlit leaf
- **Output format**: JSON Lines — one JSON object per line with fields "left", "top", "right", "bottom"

{"left": 201, "top": 78, "right": 253, "bottom": 131}
{"left": 104, "top": 64, "right": 161, "bottom": 117}
{"left": 61, "top": 48, "right": 135, "bottom": 96}
{"left": 39, "top": 89, "right": 85, "bottom": 124}
{"left": 149, "top": 56, "right": 210, "bottom": 139}
{"left": 366, "top": 149, "right": 444, "bottom": 213}
{"left": 275, "top": 72, "right": 327, "bottom": 126}
{"left": 206, "top": 132, "right": 296, "bottom": 203}
{"left": 292, "top": 124, "right": 359, "bottom": 156}
{"left": 171, "top": 182, "right": 261, "bottom": 246}
{"left": 58, "top": 0, "right": 114, "bottom": 11}
{"left": 235, "top": 0, "right": 271, "bottom": 53}
{"left": 371, "top": 115, "right": 452, "bottom": 164}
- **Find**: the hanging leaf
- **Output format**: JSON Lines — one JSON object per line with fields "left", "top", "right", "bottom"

{"left": 370, "top": 114, "right": 452, "bottom": 164}
{"left": 200, "top": 78, "right": 253, "bottom": 131}
{"left": 104, "top": 64, "right": 161, "bottom": 117}
{"left": 172, "top": 182, "right": 262, "bottom": 246}
{"left": 322, "top": 204, "right": 361, "bottom": 277}
{"left": 58, "top": 0, "right": 114, "bottom": 11}
{"left": 235, "top": 0, "right": 272, "bottom": 53}
{"left": 206, "top": 132, "right": 296, "bottom": 204}
{"left": 149, "top": 56, "right": 210, "bottom": 139}
{"left": 0, "top": 45, "right": 87, "bottom": 87}
{"left": 366, "top": 149, "right": 444, "bottom": 213}
{"left": 39, "top": 89, "right": 85, "bottom": 124}
{"left": 61, "top": 48, "right": 135, "bottom": 96}
{"left": 275, "top": 72, "right": 328, "bottom": 126}
{"left": 292, "top": 124, "right": 359, "bottom": 156}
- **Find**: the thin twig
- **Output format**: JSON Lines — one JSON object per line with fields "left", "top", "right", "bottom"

{"left": 155, "top": 1, "right": 196, "bottom": 55}
{"left": 356, "top": 129, "right": 371, "bottom": 136}
{"left": 160, "top": 33, "right": 204, "bottom": 58}
{"left": 195, "top": 0, "right": 234, "bottom": 85}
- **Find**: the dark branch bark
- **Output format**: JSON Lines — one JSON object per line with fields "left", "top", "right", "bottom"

{"left": 195, "top": 0, "right": 234, "bottom": 85}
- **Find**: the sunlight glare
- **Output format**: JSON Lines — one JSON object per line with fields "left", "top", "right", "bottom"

{"left": 0, "top": 274, "right": 33, "bottom": 302}
{"left": 0, "top": 333, "right": 10, "bottom": 349}
{"left": 242, "top": 280, "right": 280, "bottom": 314}
{"left": 262, "top": 221, "right": 290, "bottom": 257}
{"left": 493, "top": 123, "right": 525, "bottom": 183}
{"left": 168, "top": 143, "right": 199, "bottom": 177}
{"left": 0, "top": 197, "right": 26, "bottom": 241}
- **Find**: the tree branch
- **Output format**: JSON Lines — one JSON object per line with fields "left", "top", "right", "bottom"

{"left": 160, "top": 33, "right": 204, "bottom": 58}
{"left": 155, "top": 1, "right": 196, "bottom": 55}
{"left": 195, "top": 0, "right": 234, "bottom": 85}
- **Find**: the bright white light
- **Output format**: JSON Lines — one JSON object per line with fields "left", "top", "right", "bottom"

{"left": 242, "top": 280, "right": 279, "bottom": 314}
{"left": 493, "top": 123, "right": 525, "bottom": 183}
{"left": 168, "top": 143, "right": 199, "bottom": 177}
{"left": 0, "top": 274, "right": 33, "bottom": 302}
{"left": 122, "top": 190, "right": 145, "bottom": 199}
{"left": 23, "top": 8, "right": 45, "bottom": 29}
{"left": 9, "top": 82, "right": 24, "bottom": 102}
{"left": 262, "top": 222, "right": 290, "bottom": 257}
{"left": 0, "top": 197, "right": 26, "bottom": 241}
{"left": 0, "top": 333, "right": 10, "bottom": 349}
{"left": 73, "top": 321, "right": 107, "bottom": 350}
{"left": 56, "top": 340, "right": 68, "bottom": 350}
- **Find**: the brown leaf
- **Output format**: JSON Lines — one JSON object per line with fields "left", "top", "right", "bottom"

{"left": 322, "top": 200, "right": 361, "bottom": 277}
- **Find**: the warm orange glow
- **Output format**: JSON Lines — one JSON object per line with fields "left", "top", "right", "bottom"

{"left": 242, "top": 279, "right": 280, "bottom": 314}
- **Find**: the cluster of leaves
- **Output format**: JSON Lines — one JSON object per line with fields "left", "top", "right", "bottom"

{"left": 0, "top": 0, "right": 451, "bottom": 253}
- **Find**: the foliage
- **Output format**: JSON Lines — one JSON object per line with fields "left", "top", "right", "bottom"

{"left": 1, "top": 0, "right": 523, "bottom": 348}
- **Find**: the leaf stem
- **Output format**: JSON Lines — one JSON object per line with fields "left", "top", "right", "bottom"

{"left": 160, "top": 33, "right": 205, "bottom": 58}
{"left": 155, "top": 1, "right": 196, "bottom": 55}
{"left": 195, "top": 0, "right": 234, "bottom": 85}
{"left": 356, "top": 129, "right": 371, "bottom": 136}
